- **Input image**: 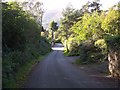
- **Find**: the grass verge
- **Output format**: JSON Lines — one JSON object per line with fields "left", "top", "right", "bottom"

{"left": 5, "top": 53, "right": 50, "bottom": 88}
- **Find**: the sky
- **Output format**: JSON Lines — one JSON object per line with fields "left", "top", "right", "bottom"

{"left": 41, "top": 0, "right": 119, "bottom": 11}
{"left": 2, "top": 0, "right": 120, "bottom": 29}
{"left": 3, "top": 0, "right": 120, "bottom": 11}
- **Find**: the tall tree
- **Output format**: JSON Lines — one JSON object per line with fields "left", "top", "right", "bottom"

{"left": 59, "top": 5, "right": 83, "bottom": 51}
{"left": 20, "top": 1, "right": 44, "bottom": 36}
{"left": 88, "top": 0, "right": 102, "bottom": 13}
{"left": 81, "top": 2, "right": 90, "bottom": 14}
{"left": 49, "top": 21, "right": 58, "bottom": 46}
{"left": 2, "top": 2, "right": 26, "bottom": 50}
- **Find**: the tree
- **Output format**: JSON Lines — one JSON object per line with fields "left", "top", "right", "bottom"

{"left": 49, "top": 20, "right": 58, "bottom": 46}
{"left": 59, "top": 5, "right": 83, "bottom": 51}
{"left": 20, "top": 1, "right": 44, "bottom": 36}
{"left": 2, "top": 2, "right": 27, "bottom": 50}
{"left": 88, "top": 0, "right": 102, "bottom": 13}
{"left": 80, "top": 2, "right": 90, "bottom": 14}
{"left": 102, "top": 7, "right": 120, "bottom": 36}
{"left": 2, "top": 2, "right": 51, "bottom": 88}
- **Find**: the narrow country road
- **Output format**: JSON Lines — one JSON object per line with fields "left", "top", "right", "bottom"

{"left": 24, "top": 43, "right": 115, "bottom": 88}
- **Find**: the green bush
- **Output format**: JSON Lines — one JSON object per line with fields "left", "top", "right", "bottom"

{"left": 2, "top": 2, "right": 51, "bottom": 88}
{"left": 95, "top": 39, "right": 107, "bottom": 49}
{"left": 95, "top": 39, "right": 107, "bottom": 60}
{"left": 64, "top": 38, "right": 79, "bottom": 56}
{"left": 78, "top": 40, "right": 105, "bottom": 64}
{"left": 105, "top": 35, "right": 120, "bottom": 51}
{"left": 2, "top": 2, "right": 27, "bottom": 51}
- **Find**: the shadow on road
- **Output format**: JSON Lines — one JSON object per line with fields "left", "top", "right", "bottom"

{"left": 51, "top": 43, "right": 64, "bottom": 51}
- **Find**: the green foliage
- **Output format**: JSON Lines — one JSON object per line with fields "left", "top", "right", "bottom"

{"left": 59, "top": 7, "right": 82, "bottom": 37}
{"left": 57, "top": 1, "right": 120, "bottom": 65}
{"left": 78, "top": 40, "right": 104, "bottom": 64}
{"left": 64, "top": 11, "right": 104, "bottom": 57}
{"left": 105, "top": 35, "right": 120, "bottom": 51}
{"left": 49, "top": 21, "right": 58, "bottom": 31}
{"left": 49, "top": 20, "right": 58, "bottom": 45}
{"left": 102, "top": 8, "right": 120, "bottom": 35}
{"left": 3, "top": 53, "right": 45, "bottom": 88}
{"left": 82, "top": 12, "right": 103, "bottom": 40}
{"left": 57, "top": 6, "right": 83, "bottom": 51}
{"left": 2, "top": 2, "right": 51, "bottom": 88}
{"left": 88, "top": 0, "right": 102, "bottom": 13}
{"left": 95, "top": 39, "right": 106, "bottom": 48}
{"left": 20, "top": 1, "right": 44, "bottom": 25}
{"left": 54, "top": 39, "right": 61, "bottom": 43}
{"left": 2, "top": 2, "right": 26, "bottom": 51}
{"left": 95, "top": 39, "right": 107, "bottom": 54}
{"left": 69, "top": 11, "right": 104, "bottom": 43}
{"left": 64, "top": 37, "right": 79, "bottom": 56}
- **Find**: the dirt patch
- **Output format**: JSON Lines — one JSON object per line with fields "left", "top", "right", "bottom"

{"left": 65, "top": 56, "right": 119, "bottom": 88}
{"left": 77, "top": 61, "right": 119, "bottom": 88}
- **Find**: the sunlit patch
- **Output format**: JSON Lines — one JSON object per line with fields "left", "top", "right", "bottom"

{"left": 52, "top": 47, "right": 64, "bottom": 51}
{"left": 105, "top": 75, "right": 112, "bottom": 78}
{"left": 79, "top": 67, "right": 85, "bottom": 69}
{"left": 89, "top": 74, "right": 110, "bottom": 78}
{"left": 51, "top": 43, "right": 64, "bottom": 51}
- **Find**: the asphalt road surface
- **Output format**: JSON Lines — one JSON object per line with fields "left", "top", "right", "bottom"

{"left": 24, "top": 43, "right": 115, "bottom": 88}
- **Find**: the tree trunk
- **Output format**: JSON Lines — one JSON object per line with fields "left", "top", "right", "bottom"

{"left": 51, "top": 31, "right": 54, "bottom": 46}
{"left": 108, "top": 49, "right": 120, "bottom": 78}
{"left": 64, "top": 39, "right": 69, "bottom": 52}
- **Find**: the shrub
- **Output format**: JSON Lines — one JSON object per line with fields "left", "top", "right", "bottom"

{"left": 64, "top": 38, "right": 79, "bottom": 56}
{"left": 95, "top": 39, "right": 107, "bottom": 49}
{"left": 2, "top": 2, "right": 51, "bottom": 88}
{"left": 95, "top": 39, "right": 108, "bottom": 61}
{"left": 78, "top": 40, "right": 104, "bottom": 64}
{"left": 105, "top": 35, "right": 120, "bottom": 51}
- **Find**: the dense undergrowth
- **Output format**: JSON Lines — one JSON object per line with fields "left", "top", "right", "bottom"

{"left": 2, "top": 2, "right": 51, "bottom": 88}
